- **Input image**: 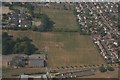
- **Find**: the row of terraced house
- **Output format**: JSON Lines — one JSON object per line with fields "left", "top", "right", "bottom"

{"left": 76, "top": 2, "right": 120, "bottom": 63}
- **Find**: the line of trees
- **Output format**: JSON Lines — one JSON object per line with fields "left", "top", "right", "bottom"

{"left": 2, "top": 32, "right": 38, "bottom": 55}
{"left": 99, "top": 65, "right": 115, "bottom": 72}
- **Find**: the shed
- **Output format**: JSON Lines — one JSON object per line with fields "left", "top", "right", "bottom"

{"left": 28, "top": 59, "right": 45, "bottom": 67}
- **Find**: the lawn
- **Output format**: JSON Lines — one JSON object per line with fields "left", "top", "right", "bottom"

{"left": 6, "top": 30, "right": 105, "bottom": 68}
{"left": 40, "top": 8, "right": 79, "bottom": 30}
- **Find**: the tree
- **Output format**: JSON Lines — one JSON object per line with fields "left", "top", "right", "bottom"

{"left": 15, "top": 36, "right": 32, "bottom": 43}
{"left": 23, "top": 41, "right": 38, "bottom": 55}
{"left": 33, "top": 13, "right": 53, "bottom": 31}
{"left": 25, "top": 3, "right": 34, "bottom": 11}
{"left": 13, "top": 42, "right": 23, "bottom": 53}
{"left": 12, "top": 2, "right": 22, "bottom": 7}
{"left": 2, "top": 32, "right": 15, "bottom": 55}
{"left": 2, "top": 33, "right": 39, "bottom": 55}
{"left": 31, "top": 26, "right": 38, "bottom": 31}
{"left": 2, "top": 14, "right": 9, "bottom": 20}
{"left": 2, "top": 2, "right": 11, "bottom": 6}
{"left": 13, "top": 37, "right": 38, "bottom": 55}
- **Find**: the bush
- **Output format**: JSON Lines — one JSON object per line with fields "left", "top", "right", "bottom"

{"left": 107, "top": 66, "right": 115, "bottom": 71}
{"left": 99, "top": 66, "right": 107, "bottom": 72}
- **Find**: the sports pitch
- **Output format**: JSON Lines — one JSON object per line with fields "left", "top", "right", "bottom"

{"left": 7, "top": 31, "right": 105, "bottom": 68}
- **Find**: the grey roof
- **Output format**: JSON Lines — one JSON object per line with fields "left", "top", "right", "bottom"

{"left": 28, "top": 59, "right": 45, "bottom": 67}
{"left": 2, "top": 54, "right": 27, "bottom": 63}
{"left": 29, "top": 54, "right": 46, "bottom": 60}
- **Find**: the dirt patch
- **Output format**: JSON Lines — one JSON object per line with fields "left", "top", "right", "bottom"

{"left": 2, "top": 6, "right": 13, "bottom": 14}
{"left": 41, "top": 41, "right": 64, "bottom": 48}
{"left": 32, "top": 19, "right": 42, "bottom": 26}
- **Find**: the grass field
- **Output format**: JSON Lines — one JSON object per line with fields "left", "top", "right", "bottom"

{"left": 2, "top": 6, "right": 105, "bottom": 68}
{"left": 6, "top": 30, "right": 105, "bottom": 68}
{"left": 40, "top": 8, "right": 79, "bottom": 30}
